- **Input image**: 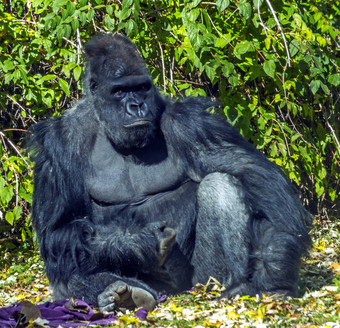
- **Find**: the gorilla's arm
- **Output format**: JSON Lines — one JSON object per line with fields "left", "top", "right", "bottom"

{"left": 29, "top": 116, "right": 172, "bottom": 284}
{"left": 161, "top": 97, "right": 311, "bottom": 251}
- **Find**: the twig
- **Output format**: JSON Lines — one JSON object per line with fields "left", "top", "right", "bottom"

{"left": 2, "top": 152, "right": 19, "bottom": 206}
{"left": 169, "top": 56, "right": 175, "bottom": 87}
{"left": 156, "top": 37, "right": 167, "bottom": 91}
{"left": 3, "top": 129, "right": 29, "bottom": 133}
{"left": 205, "top": 9, "right": 239, "bottom": 44}
{"left": 273, "top": 118, "right": 291, "bottom": 157}
{"left": 326, "top": 120, "right": 340, "bottom": 157}
{"left": 257, "top": 1, "right": 281, "bottom": 61}
{"left": 62, "top": 37, "right": 77, "bottom": 48}
{"left": 0, "top": 131, "right": 30, "bottom": 167}
{"left": 258, "top": 1, "right": 290, "bottom": 126}
{"left": 76, "top": 28, "right": 82, "bottom": 64}
{"left": 264, "top": 0, "right": 291, "bottom": 67}
{"left": 316, "top": 99, "right": 340, "bottom": 158}
{"left": 6, "top": 95, "right": 37, "bottom": 124}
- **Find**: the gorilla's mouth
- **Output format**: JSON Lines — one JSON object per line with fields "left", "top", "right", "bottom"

{"left": 124, "top": 120, "right": 152, "bottom": 128}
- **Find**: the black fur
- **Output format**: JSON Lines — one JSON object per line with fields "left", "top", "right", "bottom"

{"left": 29, "top": 33, "right": 311, "bottom": 310}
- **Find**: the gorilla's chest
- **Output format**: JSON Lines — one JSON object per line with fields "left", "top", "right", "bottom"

{"left": 87, "top": 132, "right": 187, "bottom": 205}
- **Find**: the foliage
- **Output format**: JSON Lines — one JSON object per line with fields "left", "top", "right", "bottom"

{"left": 0, "top": 0, "right": 339, "bottom": 244}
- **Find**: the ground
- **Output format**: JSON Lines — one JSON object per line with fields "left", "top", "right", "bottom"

{"left": 0, "top": 219, "right": 339, "bottom": 327}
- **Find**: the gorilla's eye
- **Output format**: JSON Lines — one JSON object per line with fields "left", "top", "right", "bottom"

{"left": 139, "top": 83, "right": 151, "bottom": 92}
{"left": 112, "top": 88, "right": 125, "bottom": 97}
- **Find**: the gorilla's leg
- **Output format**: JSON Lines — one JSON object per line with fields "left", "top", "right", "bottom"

{"left": 249, "top": 219, "right": 302, "bottom": 297}
{"left": 191, "top": 173, "right": 254, "bottom": 295}
{"left": 192, "top": 173, "right": 302, "bottom": 298}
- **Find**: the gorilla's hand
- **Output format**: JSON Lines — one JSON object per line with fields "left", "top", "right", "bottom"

{"left": 158, "top": 227, "right": 176, "bottom": 266}
{"left": 97, "top": 281, "right": 156, "bottom": 312}
{"left": 143, "top": 222, "right": 176, "bottom": 266}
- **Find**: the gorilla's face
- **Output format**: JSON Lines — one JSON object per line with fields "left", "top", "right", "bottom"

{"left": 93, "top": 73, "right": 162, "bottom": 151}
{"left": 83, "top": 33, "right": 164, "bottom": 152}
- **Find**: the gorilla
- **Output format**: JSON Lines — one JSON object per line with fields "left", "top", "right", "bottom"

{"left": 29, "top": 33, "right": 311, "bottom": 312}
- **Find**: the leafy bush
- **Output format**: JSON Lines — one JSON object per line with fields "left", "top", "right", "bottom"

{"left": 0, "top": 0, "right": 339, "bottom": 245}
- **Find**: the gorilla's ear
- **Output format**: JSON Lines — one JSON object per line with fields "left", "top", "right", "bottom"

{"left": 89, "top": 77, "right": 97, "bottom": 92}
{"left": 83, "top": 55, "right": 106, "bottom": 95}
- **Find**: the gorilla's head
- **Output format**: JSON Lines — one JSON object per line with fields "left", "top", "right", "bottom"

{"left": 83, "top": 34, "right": 165, "bottom": 151}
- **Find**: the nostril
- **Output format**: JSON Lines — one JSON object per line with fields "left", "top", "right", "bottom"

{"left": 126, "top": 101, "right": 145, "bottom": 117}
{"left": 126, "top": 103, "right": 140, "bottom": 116}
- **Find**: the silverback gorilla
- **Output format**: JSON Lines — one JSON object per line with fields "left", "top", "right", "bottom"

{"left": 29, "top": 33, "right": 311, "bottom": 312}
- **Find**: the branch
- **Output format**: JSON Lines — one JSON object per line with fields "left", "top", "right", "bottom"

{"left": 155, "top": 37, "right": 167, "bottom": 92}
{"left": 6, "top": 95, "right": 37, "bottom": 124}
{"left": 264, "top": 0, "right": 291, "bottom": 67}
{"left": 0, "top": 131, "right": 30, "bottom": 167}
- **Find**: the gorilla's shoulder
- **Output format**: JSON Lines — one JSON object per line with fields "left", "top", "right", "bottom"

{"left": 161, "top": 96, "right": 246, "bottom": 147}
{"left": 29, "top": 98, "right": 97, "bottom": 158}
{"left": 166, "top": 96, "right": 217, "bottom": 115}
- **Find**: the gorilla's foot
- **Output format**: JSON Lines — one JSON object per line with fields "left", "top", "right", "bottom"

{"left": 97, "top": 281, "right": 156, "bottom": 312}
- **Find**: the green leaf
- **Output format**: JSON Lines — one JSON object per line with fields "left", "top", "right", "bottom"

{"left": 317, "top": 166, "right": 327, "bottom": 180}
{"left": 106, "top": 5, "right": 113, "bottom": 15}
{"left": 104, "top": 15, "right": 115, "bottom": 29}
{"left": 117, "top": 6, "right": 131, "bottom": 20}
{"left": 310, "top": 80, "right": 321, "bottom": 94}
{"left": 71, "top": 18, "right": 79, "bottom": 33}
{"left": 315, "top": 181, "right": 325, "bottom": 198}
{"left": 124, "top": 20, "right": 135, "bottom": 36}
{"left": 87, "top": 9, "right": 95, "bottom": 21}
{"left": 13, "top": 206, "right": 22, "bottom": 220}
{"left": 263, "top": 59, "right": 276, "bottom": 78}
{"left": 215, "top": 37, "right": 228, "bottom": 48}
{"left": 222, "top": 61, "right": 234, "bottom": 76}
{"left": 3, "top": 60, "right": 15, "bottom": 72}
{"left": 18, "top": 67, "right": 29, "bottom": 84}
{"left": 4, "top": 73, "right": 13, "bottom": 84}
{"left": 253, "top": 0, "right": 263, "bottom": 8}
{"left": 64, "top": 24, "right": 71, "bottom": 39}
{"left": 289, "top": 39, "right": 300, "bottom": 57}
{"left": 59, "top": 78, "right": 70, "bottom": 96}
{"left": 329, "top": 188, "right": 336, "bottom": 201}
{"left": 52, "top": 0, "right": 68, "bottom": 13}
{"left": 238, "top": 1, "right": 252, "bottom": 20}
{"left": 56, "top": 26, "right": 65, "bottom": 42}
{"left": 122, "top": 0, "right": 133, "bottom": 7}
{"left": 228, "top": 75, "right": 239, "bottom": 87}
{"left": 42, "top": 90, "right": 54, "bottom": 107}
{"left": 328, "top": 73, "right": 340, "bottom": 86}
{"left": 5, "top": 211, "right": 15, "bottom": 226}
{"left": 298, "top": 146, "right": 308, "bottom": 158}
{"left": 320, "top": 82, "right": 329, "bottom": 94}
{"left": 278, "top": 142, "right": 287, "bottom": 157}
{"left": 234, "top": 40, "right": 251, "bottom": 59}
{"left": 79, "top": 12, "right": 87, "bottom": 25}
{"left": 204, "top": 63, "right": 215, "bottom": 82}
{"left": 36, "top": 74, "right": 57, "bottom": 84}
{"left": 189, "top": 0, "right": 201, "bottom": 8}
{"left": 216, "top": 0, "right": 230, "bottom": 13}
{"left": 1, "top": 186, "right": 14, "bottom": 204}
{"left": 73, "top": 65, "right": 82, "bottom": 81}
